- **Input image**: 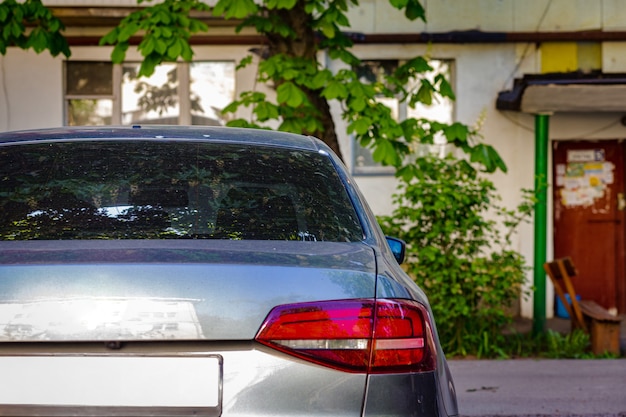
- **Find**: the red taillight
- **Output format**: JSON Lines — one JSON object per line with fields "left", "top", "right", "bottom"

{"left": 255, "top": 299, "right": 436, "bottom": 373}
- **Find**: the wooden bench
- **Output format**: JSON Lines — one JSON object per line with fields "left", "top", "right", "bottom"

{"left": 544, "top": 257, "right": 622, "bottom": 355}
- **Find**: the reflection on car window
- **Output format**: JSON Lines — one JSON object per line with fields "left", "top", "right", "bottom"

{"left": 0, "top": 141, "right": 363, "bottom": 242}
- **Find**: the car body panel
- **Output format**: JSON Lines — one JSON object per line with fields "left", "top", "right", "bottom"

{"left": 0, "top": 240, "right": 376, "bottom": 342}
{"left": 0, "top": 126, "right": 321, "bottom": 151}
{"left": 0, "top": 342, "right": 369, "bottom": 417}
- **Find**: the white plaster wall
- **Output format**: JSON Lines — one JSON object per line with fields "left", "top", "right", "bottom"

{"left": 0, "top": 50, "right": 64, "bottom": 132}
{"left": 348, "top": 0, "right": 614, "bottom": 34}
{"left": 602, "top": 42, "right": 626, "bottom": 73}
{"left": 603, "top": 0, "right": 626, "bottom": 31}
{"left": 425, "top": 0, "right": 515, "bottom": 32}
{"left": 46, "top": 0, "right": 620, "bottom": 34}
{"left": 513, "top": 0, "right": 602, "bottom": 31}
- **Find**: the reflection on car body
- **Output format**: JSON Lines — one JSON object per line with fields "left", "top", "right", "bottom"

{"left": 0, "top": 297, "right": 204, "bottom": 341}
{"left": 0, "top": 126, "right": 457, "bottom": 417}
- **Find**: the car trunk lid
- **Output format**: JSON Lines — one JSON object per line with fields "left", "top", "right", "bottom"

{"left": 0, "top": 240, "right": 377, "bottom": 342}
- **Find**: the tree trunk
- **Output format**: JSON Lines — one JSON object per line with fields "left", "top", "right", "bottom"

{"left": 263, "top": 1, "right": 344, "bottom": 161}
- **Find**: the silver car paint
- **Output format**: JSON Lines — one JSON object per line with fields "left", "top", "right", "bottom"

{"left": 0, "top": 240, "right": 377, "bottom": 342}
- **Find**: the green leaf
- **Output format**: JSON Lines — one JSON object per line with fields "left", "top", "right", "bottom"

{"left": 188, "top": 19, "right": 203, "bottom": 33}
{"left": 415, "top": 80, "right": 434, "bottom": 105}
{"left": 318, "top": 20, "right": 336, "bottom": 39}
{"left": 178, "top": 15, "right": 190, "bottom": 28}
{"left": 404, "top": 0, "right": 426, "bottom": 21}
{"left": 155, "top": 38, "right": 167, "bottom": 54}
{"left": 138, "top": 52, "right": 161, "bottom": 77}
{"left": 167, "top": 38, "right": 182, "bottom": 59}
{"left": 435, "top": 74, "right": 456, "bottom": 99}
{"left": 372, "top": 139, "right": 398, "bottom": 166}
{"left": 222, "top": 101, "right": 240, "bottom": 114}
{"left": 226, "top": 119, "right": 261, "bottom": 128}
{"left": 282, "top": 68, "right": 300, "bottom": 80}
{"left": 348, "top": 96, "right": 367, "bottom": 112}
{"left": 118, "top": 22, "right": 139, "bottom": 42}
{"left": 214, "top": 0, "right": 258, "bottom": 19}
{"left": 11, "top": 21, "right": 22, "bottom": 38}
{"left": 321, "top": 80, "right": 349, "bottom": 100}
{"left": 277, "top": 0, "right": 298, "bottom": 9}
{"left": 389, "top": 0, "right": 408, "bottom": 8}
{"left": 276, "top": 82, "right": 306, "bottom": 107}
{"left": 140, "top": 36, "right": 155, "bottom": 55}
{"left": 443, "top": 122, "right": 469, "bottom": 143}
{"left": 160, "top": 26, "right": 173, "bottom": 38}
{"left": 470, "top": 144, "right": 508, "bottom": 173}
{"left": 236, "top": 55, "right": 253, "bottom": 70}
{"left": 279, "top": 118, "right": 305, "bottom": 133}
{"left": 26, "top": 28, "right": 46, "bottom": 53}
{"left": 349, "top": 117, "right": 372, "bottom": 135}
{"left": 309, "top": 70, "right": 330, "bottom": 90}
{"left": 100, "top": 28, "right": 119, "bottom": 46}
{"left": 181, "top": 41, "right": 193, "bottom": 61}
{"left": 156, "top": 10, "right": 172, "bottom": 25}
{"left": 254, "top": 101, "right": 279, "bottom": 121}
{"left": 111, "top": 42, "right": 128, "bottom": 63}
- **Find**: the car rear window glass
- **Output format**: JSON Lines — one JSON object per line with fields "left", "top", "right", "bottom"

{"left": 0, "top": 141, "right": 364, "bottom": 241}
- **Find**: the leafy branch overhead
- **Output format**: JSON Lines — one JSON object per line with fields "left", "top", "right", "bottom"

{"left": 99, "top": 0, "right": 211, "bottom": 77}
{"left": 0, "top": 0, "right": 69, "bottom": 56}
{"left": 1, "top": 0, "right": 506, "bottom": 174}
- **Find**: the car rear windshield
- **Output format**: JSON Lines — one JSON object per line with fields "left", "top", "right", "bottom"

{"left": 0, "top": 140, "right": 364, "bottom": 242}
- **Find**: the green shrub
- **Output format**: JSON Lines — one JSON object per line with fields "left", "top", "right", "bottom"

{"left": 379, "top": 155, "right": 533, "bottom": 357}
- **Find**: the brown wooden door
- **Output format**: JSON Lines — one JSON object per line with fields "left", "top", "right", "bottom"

{"left": 552, "top": 140, "right": 626, "bottom": 314}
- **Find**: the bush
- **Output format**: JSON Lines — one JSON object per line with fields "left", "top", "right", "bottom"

{"left": 379, "top": 155, "right": 533, "bottom": 357}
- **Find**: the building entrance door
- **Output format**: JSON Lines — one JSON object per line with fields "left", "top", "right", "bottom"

{"left": 552, "top": 140, "right": 626, "bottom": 314}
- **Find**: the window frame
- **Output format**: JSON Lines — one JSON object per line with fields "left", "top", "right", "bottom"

{"left": 63, "top": 60, "right": 236, "bottom": 127}
{"left": 350, "top": 58, "right": 455, "bottom": 176}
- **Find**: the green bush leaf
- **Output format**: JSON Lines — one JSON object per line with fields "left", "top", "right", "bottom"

{"left": 435, "top": 74, "right": 456, "bottom": 99}
{"left": 372, "top": 139, "right": 397, "bottom": 166}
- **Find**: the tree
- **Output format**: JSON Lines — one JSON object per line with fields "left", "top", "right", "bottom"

{"left": 1, "top": 0, "right": 505, "bottom": 172}
{"left": 0, "top": 0, "right": 69, "bottom": 57}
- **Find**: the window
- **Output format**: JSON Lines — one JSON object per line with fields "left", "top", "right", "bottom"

{"left": 0, "top": 141, "right": 364, "bottom": 242}
{"left": 351, "top": 59, "right": 454, "bottom": 175}
{"left": 65, "top": 61, "right": 236, "bottom": 126}
{"left": 65, "top": 62, "right": 113, "bottom": 125}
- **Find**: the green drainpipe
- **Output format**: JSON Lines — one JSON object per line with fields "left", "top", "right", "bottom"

{"left": 533, "top": 114, "right": 549, "bottom": 334}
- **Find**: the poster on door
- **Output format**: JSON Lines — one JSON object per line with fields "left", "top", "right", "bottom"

{"left": 556, "top": 149, "right": 614, "bottom": 208}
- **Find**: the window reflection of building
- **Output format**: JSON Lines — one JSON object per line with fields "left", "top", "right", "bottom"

{"left": 352, "top": 59, "right": 454, "bottom": 175}
{"left": 65, "top": 61, "right": 236, "bottom": 126}
{"left": 0, "top": 298, "right": 204, "bottom": 341}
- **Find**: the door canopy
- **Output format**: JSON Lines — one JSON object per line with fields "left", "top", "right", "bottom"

{"left": 497, "top": 73, "right": 626, "bottom": 113}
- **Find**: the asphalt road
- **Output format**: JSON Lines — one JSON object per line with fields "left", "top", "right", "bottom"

{"left": 448, "top": 359, "right": 626, "bottom": 417}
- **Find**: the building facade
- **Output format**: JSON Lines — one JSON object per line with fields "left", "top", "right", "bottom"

{"left": 2, "top": 0, "right": 626, "bottom": 318}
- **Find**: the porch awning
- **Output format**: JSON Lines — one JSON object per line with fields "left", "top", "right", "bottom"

{"left": 496, "top": 73, "right": 626, "bottom": 113}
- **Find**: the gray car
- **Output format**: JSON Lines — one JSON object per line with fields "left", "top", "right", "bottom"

{"left": 0, "top": 126, "right": 457, "bottom": 417}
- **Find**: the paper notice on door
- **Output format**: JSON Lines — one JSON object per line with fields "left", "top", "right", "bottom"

{"left": 560, "top": 160, "right": 614, "bottom": 208}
